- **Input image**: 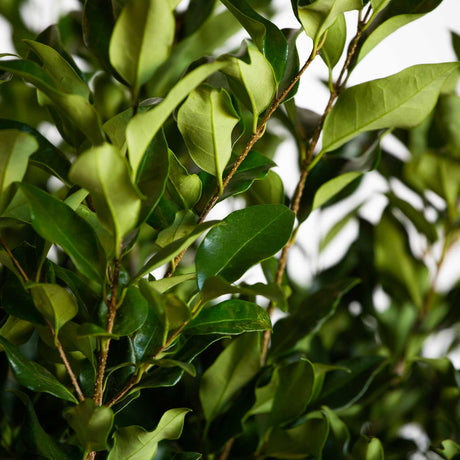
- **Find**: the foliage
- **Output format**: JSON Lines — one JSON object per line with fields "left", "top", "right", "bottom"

{"left": 0, "top": 0, "right": 459, "bottom": 459}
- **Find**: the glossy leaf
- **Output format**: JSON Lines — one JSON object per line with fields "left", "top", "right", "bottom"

{"left": 222, "top": 43, "right": 276, "bottom": 131}
{"left": 200, "top": 333, "right": 260, "bottom": 422}
{"left": 30, "top": 283, "right": 78, "bottom": 337}
{"left": 322, "top": 63, "right": 460, "bottom": 153}
{"left": 126, "top": 60, "right": 226, "bottom": 176}
{"left": 220, "top": 0, "right": 288, "bottom": 82}
{"left": 0, "top": 336, "right": 78, "bottom": 403}
{"left": 0, "top": 119, "right": 70, "bottom": 183}
{"left": 108, "top": 408, "right": 190, "bottom": 460}
{"left": 177, "top": 85, "right": 239, "bottom": 191}
{"left": 19, "top": 183, "right": 106, "bottom": 282}
{"left": 297, "top": 0, "right": 362, "bottom": 48}
{"left": 109, "top": 0, "right": 175, "bottom": 91}
{"left": 0, "top": 59, "right": 104, "bottom": 145}
{"left": 0, "top": 316, "right": 34, "bottom": 349}
{"left": 65, "top": 399, "right": 114, "bottom": 453}
{"left": 69, "top": 143, "right": 142, "bottom": 254}
{"left": 167, "top": 151, "right": 202, "bottom": 209}
{"left": 196, "top": 204, "right": 295, "bottom": 288}
{"left": 155, "top": 210, "right": 198, "bottom": 248}
{"left": 148, "top": 273, "right": 197, "bottom": 294}
{"left": 0, "top": 130, "right": 37, "bottom": 213}
{"left": 186, "top": 299, "right": 271, "bottom": 335}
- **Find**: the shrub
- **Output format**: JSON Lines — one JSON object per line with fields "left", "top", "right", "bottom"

{"left": 0, "top": 0, "right": 459, "bottom": 459}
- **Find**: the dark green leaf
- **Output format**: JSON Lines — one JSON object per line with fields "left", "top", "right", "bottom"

{"left": 0, "top": 336, "right": 78, "bottom": 403}
{"left": 113, "top": 286, "right": 149, "bottom": 336}
{"left": 196, "top": 204, "right": 295, "bottom": 288}
{"left": 186, "top": 299, "right": 271, "bottom": 335}
{"left": 19, "top": 183, "right": 106, "bottom": 282}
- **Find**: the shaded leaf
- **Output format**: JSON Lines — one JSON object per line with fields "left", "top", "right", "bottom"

{"left": 352, "top": 435, "right": 384, "bottom": 460}
{"left": 113, "top": 286, "right": 149, "bottom": 336}
{"left": 0, "top": 336, "right": 77, "bottom": 403}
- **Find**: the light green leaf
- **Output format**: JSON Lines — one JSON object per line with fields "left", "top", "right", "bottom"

{"left": 167, "top": 151, "right": 202, "bottom": 209}
{"left": 352, "top": 435, "right": 384, "bottom": 460}
{"left": 24, "top": 40, "right": 90, "bottom": 98}
{"left": 64, "top": 399, "right": 114, "bottom": 453}
{"left": 177, "top": 85, "right": 239, "bottom": 191}
{"left": 0, "top": 130, "right": 38, "bottom": 213}
{"left": 133, "top": 220, "right": 218, "bottom": 281}
{"left": 69, "top": 143, "right": 142, "bottom": 255}
{"left": 148, "top": 273, "right": 197, "bottom": 294}
{"left": 322, "top": 63, "right": 460, "bottom": 153}
{"left": 321, "top": 13, "right": 346, "bottom": 71}
{"left": 109, "top": 0, "right": 174, "bottom": 91}
{"left": 127, "top": 60, "right": 226, "bottom": 176}
{"left": 370, "top": 0, "right": 391, "bottom": 14}
{"left": 108, "top": 408, "right": 190, "bottom": 460}
{"left": 222, "top": 43, "right": 276, "bottom": 132}
{"left": 196, "top": 204, "right": 295, "bottom": 288}
{"left": 19, "top": 183, "right": 106, "bottom": 282}
{"left": 0, "top": 336, "right": 77, "bottom": 403}
{"left": 29, "top": 283, "right": 78, "bottom": 337}
{"left": 0, "top": 60, "right": 104, "bottom": 145}
{"left": 155, "top": 210, "right": 197, "bottom": 248}
{"left": 297, "top": 0, "right": 362, "bottom": 47}
{"left": 312, "top": 171, "right": 361, "bottom": 211}
{"left": 186, "top": 299, "right": 271, "bottom": 335}
{"left": 200, "top": 333, "right": 260, "bottom": 422}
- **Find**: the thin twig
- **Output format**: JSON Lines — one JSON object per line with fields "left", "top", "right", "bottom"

{"left": 218, "top": 438, "right": 235, "bottom": 460}
{"left": 0, "top": 236, "right": 29, "bottom": 282}
{"left": 93, "top": 254, "right": 121, "bottom": 406}
{"left": 165, "top": 46, "right": 319, "bottom": 277}
{"left": 261, "top": 12, "right": 369, "bottom": 366}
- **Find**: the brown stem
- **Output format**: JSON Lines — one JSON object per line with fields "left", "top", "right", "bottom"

{"left": 86, "top": 452, "right": 96, "bottom": 460}
{"left": 261, "top": 14, "right": 368, "bottom": 366}
{"left": 165, "top": 47, "right": 319, "bottom": 277}
{"left": 218, "top": 438, "right": 235, "bottom": 460}
{"left": 107, "top": 321, "right": 189, "bottom": 407}
{"left": 93, "top": 254, "right": 121, "bottom": 406}
{"left": 0, "top": 236, "right": 29, "bottom": 282}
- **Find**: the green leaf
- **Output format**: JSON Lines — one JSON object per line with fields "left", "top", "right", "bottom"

{"left": 113, "top": 286, "right": 149, "bottom": 336}
{"left": 108, "top": 408, "right": 190, "bottom": 460}
{"left": 134, "top": 220, "right": 218, "bottom": 281}
{"left": 23, "top": 40, "right": 90, "bottom": 98}
{"left": 64, "top": 399, "right": 114, "bottom": 453}
{"left": 200, "top": 333, "right": 260, "bottom": 422}
{"left": 265, "top": 411, "right": 330, "bottom": 458}
{"left": 148, "top": 273, "right": 197, "bottom": 294}
{"left": 0, "top": 119, "right": 70, "bottom": 183}
{"left": 352, "top": 435, "right": 384, "bottom": 460}
{"left": 297, "top": 0, "right": 362, "bottom": 48}
{"left": 271, "top": 279, "right": 360, "bottom": 355}
{"left": 29, "top": 283, "right": 78, "bottom": 337}
{"left": 19, "top": 183, "right": 106, "bottom": 282}
{"left": 452, "top": 31, "right": 460, "bottom": 61}
{"left": 186, "top": 299, "right": 271, "bottom": 335}
{"left": 222, "top": 43, "right": 276, "bottom": 132}
{"left": 320, "top": 13, "right": 346, "bottom": 71}
{"left": 167, "top": 151, "right": 202, "bottom": 209}
{"left": 0, "top": 130, "right": 38, "bottom": 213}
{"left": 196, "top": 204, "right": 295, "bottom": 288}
{"left": 0, "top": 60, "right": 104, "bottom": 145}
{"left": 155, "top": 210, "right": 198, "bottom": 248}
{"left": 0, "top": 336, "right": 77, "bottom": 403}
{"left": 136, "top": 130, "right": 170, "bottom": 222}
{"left": 177, "top": 85, "right": 239, "bottom": 191}
{"left": 109, "top": 0, "right": 174, "bottom": 91}
{"left": 322, "top": 63, "right": 460, "bottom": 153}
{"left": 435, "top": 440, "right": 460, "bottom": 460}
{"left": 357, "top": 0, "right": 444, "bottom": 64}
{"left": 220, "top": 0, "right": 288, "bottom": 82}
{"left": 127, "top": 60, "right": 226, "bottom": 176}
{"left": 269, "top": 359, "right": 315, "bottom": 427}
{"left": 69, "top": 143, "right": 142, "bottom": 254}
{"left": 0, "top": 316, "right": 34, "bottom": 349}
{"left": 312, "top": 171, "right": 361, "bottom": 211}
{"left": 246, "top": 169, "right": 285, "bottom": 205}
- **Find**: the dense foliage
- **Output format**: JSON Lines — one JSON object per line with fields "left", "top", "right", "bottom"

{"left": 0, "top": 0, "right": 459, "bottom": 458}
